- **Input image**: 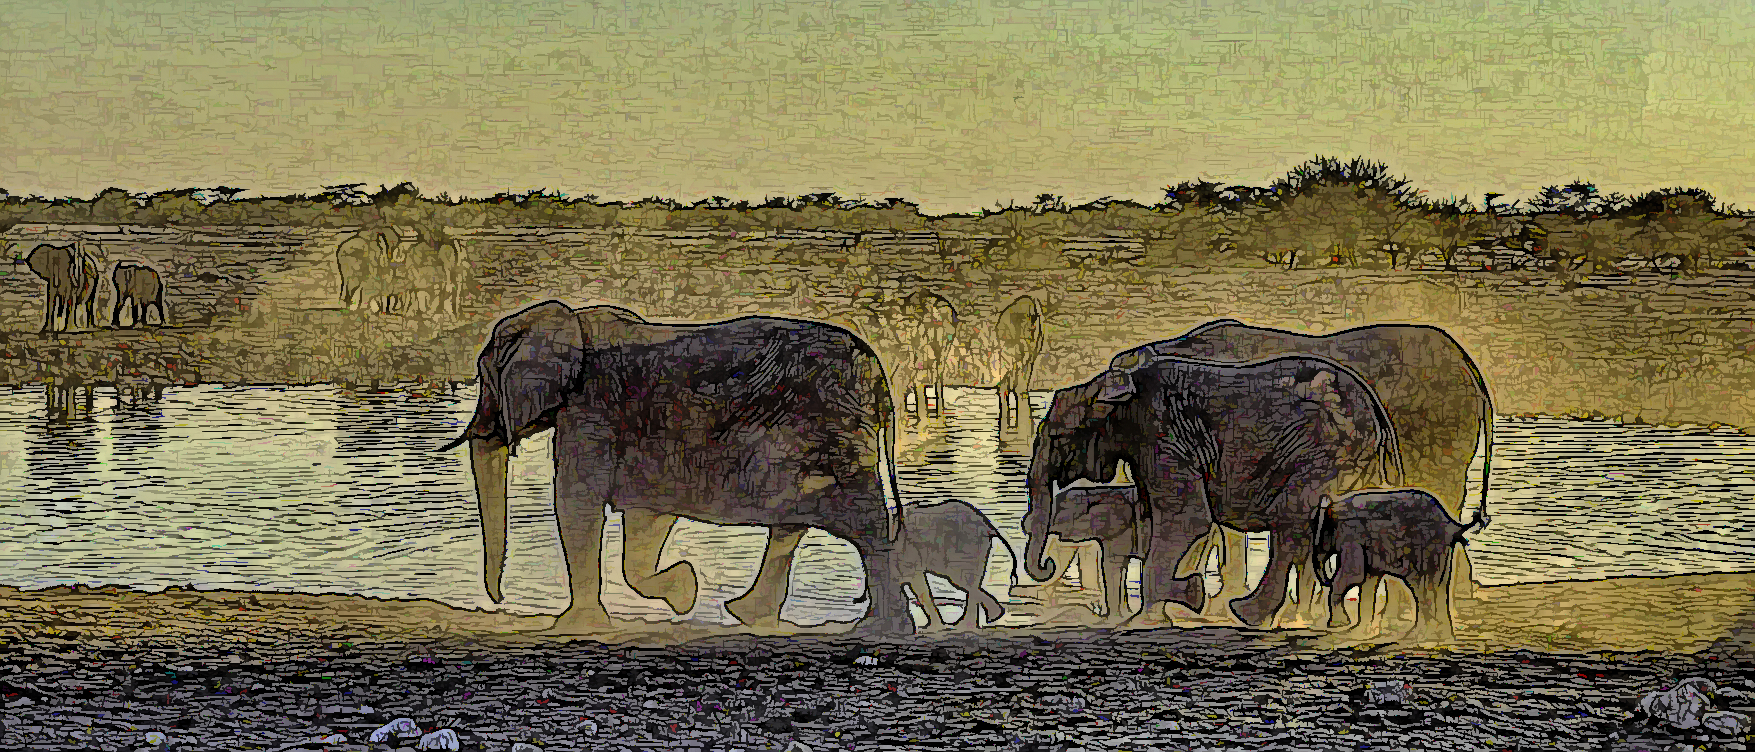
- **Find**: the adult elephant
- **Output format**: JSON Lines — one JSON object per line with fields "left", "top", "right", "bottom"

{"left": 896, "top": 290, "right": 959, "bottom": 415}
{"left": 994, "top": 294, "right": 1045, "bottom": 427}
{"left": 335, "top": 227, "right": 400, "bottom": 312}
{"left": 439, "top": 300, "right": 913, "bottom": 636}
{"left": 402, "top": 230, "right": 461, "bottom": 316}
{"left": 111, "top": 262, "right": 169, "bottom": 328}
{"left": 26, "top": 243, "right": 101, "bottom": 332}
{"left": 1115, "top": 319, "right": 1495, "bottom": 614}
{"left": 1023, "top": 353, "right": 1404, "bottom": 628}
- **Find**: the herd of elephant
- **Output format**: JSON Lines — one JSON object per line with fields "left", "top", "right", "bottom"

{"left": 22, "top": 243, "right": 169, "bottom": 333}
{"left": 333, "top": 226, "right": 466, "bottom": 316}
{"left": 443, "top": 297, "right": 1497, "bottom": 645}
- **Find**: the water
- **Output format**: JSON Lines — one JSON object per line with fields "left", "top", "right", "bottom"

{"left": 2, "top": 384, "right": 1754, "bottom": 629}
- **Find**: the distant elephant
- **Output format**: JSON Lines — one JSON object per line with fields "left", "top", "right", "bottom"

{"left": 894, "top": 499, "right": 1019, "bottom": 630}
{"left": 401, "top": 233, "right": 457, "bottom": 316}
{"left": 994, "top": 295, "right": 1044, "bottom": 426}
{"left": 1312, "top": 488, "right": 1486, "bottom": 643}
{"left": 335, "top": 227, "right": 400, "bottom": 312}
{"left": 895, "top": 290, "right": 959, "bottom": 415}
{"left": 1024, "top": 353, "right": 1404, "bottom": 628}
{"left": 111, "top": 262, "right": 168, "bottom": 328}
{"left": 26, "top": 243, "right": 102, "bottom": 332}
{"left": 439, "top": 300, "right": 913, "bottom": 636}
{"left": 1112, "top": 318, "right": 1495, "bottom": 617}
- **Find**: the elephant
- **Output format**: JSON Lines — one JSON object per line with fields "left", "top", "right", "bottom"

{"left": 1023, "top": 352, "right": 1404, "bottom": 629}
{"left": 1312, "top": 488, "right": 1487, "bottom": 643}
{"left": 335, "top": 227, "right": 401, "bottom": 312}
{"left": 1023, "top": 483, "right": 1145, "bottom": 621}
{"left": 1109, "top": 318, "right": 1496, "bottom": 620}
{"left": 439, "top": 300, "right": 914, "bottom": 636}
{"left": 26, "top": 243, "right": 102, "bottom": 332}
{"left": 402, "top": 233, "right": 460, "bottom": 316}
{"left": 894, "top": 290, "right": 959, "bottom": 415}
{"left": 894, "top": 499, "right": 1019, "bottom": 630}
{"left": 994, "top": 294, "right": 1045, "bottom": 427}
{"left": 111, "top": 262, "right": 168, "bottom": 328}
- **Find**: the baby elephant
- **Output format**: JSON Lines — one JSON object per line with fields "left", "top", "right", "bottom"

{"left": 897, "top": 500, "right": 1019, "bottom": 630}
{"left": 1312, "top": 488, "right": 1487, "bottom": 644}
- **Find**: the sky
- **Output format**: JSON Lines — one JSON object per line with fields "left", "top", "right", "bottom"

{"left": 4, "top": 0, "right": 1755, "bottom": 214}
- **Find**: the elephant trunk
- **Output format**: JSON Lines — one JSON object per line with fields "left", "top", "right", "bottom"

{"left": 470, "top": 438, "right": 511, "bottom": 604}
{"left": 1023, "top": 447, "right": 1058, "bottom": 582}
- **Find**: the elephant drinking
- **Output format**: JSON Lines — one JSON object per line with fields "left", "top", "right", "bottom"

{"left": 1024, "top": 353, "right": 1404, "bottom": 628}
{"left": 440, "top": 300, "right": 914, "bottom": 636}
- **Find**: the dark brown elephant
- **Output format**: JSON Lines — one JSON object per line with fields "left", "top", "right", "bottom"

{"left": 1111, "top": 319, "right": 1495, "bottom": 621}
{"left": 26, "top": 243, "right": 101, "bottom": 333}
{"left": 111, "top": 262, "right": 168, "bottom": 328}
{"left": 994, "top": 294, "right": 1044, "bottom": 427}
{"left": 440, "top": 301, "right": 913, "bottom": 636}
{"left": 1023, "top": 353, "right": 1404, "bottom": 629}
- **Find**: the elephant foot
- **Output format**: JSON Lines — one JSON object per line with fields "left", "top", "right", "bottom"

{"left": 724, "top": 593, "right": 783, "bottom": 628}
{"left": 846, "top": 614, "right": 916, "bottom": 638}
{"left": 541, "top": 607, "right": 616, "bottom": 636}
{"left": 1121, "top": 601, "right": 1184, "bottom": 630}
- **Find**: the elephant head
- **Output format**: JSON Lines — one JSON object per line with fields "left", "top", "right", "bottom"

{"left": 1022, "top": 365, "right": 1140, "bottom": 581}
{"left": 439, "top": 300, "right": 648, "bottom": 603}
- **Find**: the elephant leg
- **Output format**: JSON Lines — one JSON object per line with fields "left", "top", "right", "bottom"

{"left": 1203, "top": 527, "right": 1250, "bottom": 622}
{"left": 1278, "top": 555, "right": 1322, "bottom": 628}
{"left": 1351, "top": 573, "right": 1385, "bottom": 639}
{"left": 547, "top": 439, "right": 614, "bottom": 634}
{"left": 1100, "top": 544, "right": 1131, "bottom": 622}
{"left": 909, "top": 573, "right": 945, "bottom": 630}
{"left": 1230, "top": 514, "right": 1311, "bottom": 629}
{"left": 620, "top": 508, "right": 697, "bottom": 616}
{"left": 111, "top": 299, "right": 124, "bottom": 328}
{"left": 819, "top": 480, "right": 912, "bottom": 636}
{"left": 724, "top": 525, "right": 807, "bottom": 628}
{"left": 1133, "top": 476, "right": 1212, "bottom": 623}
{"left": 1326, "top": 545, "right": 1366, "bottom": 630}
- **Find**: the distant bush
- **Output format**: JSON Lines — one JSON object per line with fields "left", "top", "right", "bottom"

{"left": 6, "top": 158, "right": 1755, "bottom": 275}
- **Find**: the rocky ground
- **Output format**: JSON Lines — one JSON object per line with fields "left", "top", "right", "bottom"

{"left": 1, "top": 574, "right": 1753, "bottom": 752}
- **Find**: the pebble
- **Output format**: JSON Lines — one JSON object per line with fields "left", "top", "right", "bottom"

{"left": 417, "top": 729, "right": 460, "bottom": 751}
{"left": 369, "top": 718, "right": 422, "bottom": 743}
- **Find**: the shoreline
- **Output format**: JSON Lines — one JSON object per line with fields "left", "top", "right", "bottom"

{"left": 0, "top": 574, "right": 1751, "bottom": 752}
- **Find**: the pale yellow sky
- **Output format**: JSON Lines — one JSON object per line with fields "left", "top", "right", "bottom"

{"left": 4, "top": 0, "right": 1754, "bottom": 214}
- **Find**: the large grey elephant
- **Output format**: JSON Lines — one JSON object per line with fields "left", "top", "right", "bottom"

{"left": 1023, "top": 353, "right": 1404, "bottom": 628}
{"left": 111, "top": 262, "right": 168, "bottom": 328}
{"left": 1110, "top": 319, "right": 1495, "bottom": 618}
{"left": 994, "top": 294, "right": 1044, "bottom": 427}
{"left": 335, "top": 227, "right": 401, "bottom": 312}
{"left": 439, "top": 300, "right": 914, "bottom": 636}
{"left": 895, "top": 290, "right": 959, "bottom": 415}
{"left": 26, "top": 243, "right": 101, "bottom": 333}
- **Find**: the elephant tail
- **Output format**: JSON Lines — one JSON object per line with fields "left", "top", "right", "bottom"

{"left": 1462, "top": 351, "right": 1496, "bottom": 531}
{"left": 988, "top": 521, "right": 1023, "bottom": 588}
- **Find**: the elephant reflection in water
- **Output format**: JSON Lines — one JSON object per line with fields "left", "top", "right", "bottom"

{"left": 43, "top": 380, "right": 96, "bottom": 424}
{"left": 442, "top": 300, "right": 914, "bottom": 636}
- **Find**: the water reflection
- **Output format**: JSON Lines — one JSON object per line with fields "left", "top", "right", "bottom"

{"left": 0, "top": 385, "right": 1752, "bottom": 628}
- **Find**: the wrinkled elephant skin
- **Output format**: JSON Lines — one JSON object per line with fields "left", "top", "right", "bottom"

{"left": 1024, "top": 353, "right": 1404, "bottom": 630}
{"left": 442, "top": 300, "right": 913, "bottom": 637}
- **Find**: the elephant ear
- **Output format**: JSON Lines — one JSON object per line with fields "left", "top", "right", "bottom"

{"left": 1092, "top": 368, "right": 1136, "bottom": 405}
{"left": 449, "top": 300, "right": 588, "bottom": 454}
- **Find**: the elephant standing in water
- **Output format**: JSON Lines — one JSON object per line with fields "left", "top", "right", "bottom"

{"left": 335, "top": 227, "right": 402, "bottom": 312}
{"left": 1112, "top": 319, "right": 1495, "bottom": 623}
{"left": 895, "top": 290, "right": 959, "bottom": 416}
{"left": 441, "top": 301, "right": 914, "bottom": 636}
{"left": 111, "top": 262, "right": 168, "bottom": 328}
{"left": 1024, "top": 353, "right": 1403, "bottom": 628}
{"left": 27, "top": 243, "right": 102, "bottom": 332}
{"left": 994, "top": 295, "right": 1044, "bottom": 427}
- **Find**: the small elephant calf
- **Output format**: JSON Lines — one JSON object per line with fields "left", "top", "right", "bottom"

{"left": 896, "top": 500, "right": 1018, "bottom": 630}
{"left": 1312, "top": 488, "right": 1487, "bottom": 643}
